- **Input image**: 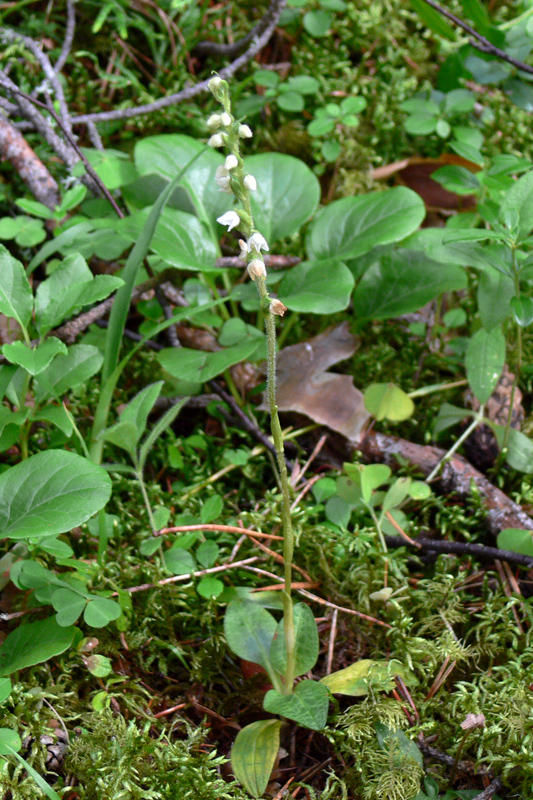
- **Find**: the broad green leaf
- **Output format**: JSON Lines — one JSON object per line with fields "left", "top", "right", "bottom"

{"left": 118, "top": 206, "right": 219, "bottom": 272}
{"left": 34, "top": 404, "right": 74, "bottom": 437}
{"left": 277, "top": 91, "right": 304, "bottom": 112}
{"left": 497, "top": 528, "right": 533, "bottom": 557}
{"left": 0, "top": 450, "right": 112, "bottom": 539}
{"left": 231, "top": 719, "right": 282, "bottom": 798}
{"left": 134, "top": 134, "right": 231, "bottom": 224}
{"left": 511, "top": 295, "right": 533, "bottom": 327}
{"left": 0, "top": 728, "right": 21, "bottom": 754}
{"left": 224, "top": 599, "right": 277, "bottom": 673}
{"left": 97, "top": 421, "right": 139, "bottom": 455}
{"left": 2, "top": 338, "right": 67, "bottom": 376}
{"left": 432, "top": 165, "right": 480, "bottom": 195}
{"left": 303, "top": 8, "right": 332, "bottom": 36}
{"left": 119, "top": 381, "right": 164, "bottom": 444}
{"left": 320, "top": 659, "right": 416, "bottom": 696}
{"left": 270, "top": 603, "right": 319, "bottom": 677}
{"left": 364, "top": 383, "right": 415, "bottom": 421}
{"left": 306, "top": 188, "right": 425, "bottom": 261}
{"left": 200, "top": 495, "right": 223, "bottom": 524}
{"left": 263, "top": 679, "right": 329, "bottom": 730}
{"left": 0, "top": 678, "right": 11, "bottom": 705}
{"left": 0, "top": 246, "right": 33, "bottom": 328}
{"left": 158, "top": 338, "right": 260, "bottom": 384}
{"left": 465, "top": 327, "right": 505, "bottom": 404}
{"left": 197, "top": 577, "right": 224, "bottom": 598}
{"left": 278, "top": 259, "right": 354, "bottom": 313}
{"left": 405, "top": 113, "right": 437, "bottom": 135}
{"left": 84, "top": 597, "right": 121, "bottom": 627}
{"left": 35, "top": 274, "right": 123, "bottom": 334}
{"left": 164, "top": 547, "right": 196, "bottom": 575}
{"left": 196, "top": 540, "right": 219, "bottom": 568}
{"left": 78, "top": 147, "right": 138, "bottom": 190}
{"left": 477, "top": 268, "right": 515, "bottom": 331}
{"left": 493, "top": 425, "right": 533, "bottom": 473}
{"left": 35, "top": 344, "right": 103, "bottom": 402}
{"left": 325, "top": 495, "right": 352, "bottom": 528}
{"left": 433, "top": 403, "right": 474, "bottom": 435}
{"left": 0, "top": 617, "right": 76, "bottom": 677}
{"left": 501, "top": 169, "right": 533, "bottom": 240}
{"left": 352, "top": 250, "right": 466, "bottom": 319}
{"left": 246, "top": 153, "right": 320, "bottom": 243}
{"left": 442, "top": 229, "right": 509, "bottom": 244}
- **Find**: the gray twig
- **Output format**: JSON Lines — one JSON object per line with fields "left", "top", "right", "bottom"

{"left": 69, "top": 0, "right": 287, "bottom": 124}
{"left": 194, "top": 0, "right": 283, "bottom": 59}
{"left": 419, "top": 0, "right": 533, "bottom": 75}
{"left": 54, "top": 0, "right": 76, "bottom": 75}
{"left": 0, "top": 115, "right": 59, "bottom": 208}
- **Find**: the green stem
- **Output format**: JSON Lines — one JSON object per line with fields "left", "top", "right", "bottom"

{"left": 256, "top": 274, "right": 296, "bottom": 695}
{"left": 426, "top": 406, "right": 485, "bottom": 483}
{"left": 136, "top": 463, "right": 157, "bottom": 532}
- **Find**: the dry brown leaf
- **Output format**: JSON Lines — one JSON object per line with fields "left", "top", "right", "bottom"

{"left": 262, "top": 323, "right": 369, "bottom": 442}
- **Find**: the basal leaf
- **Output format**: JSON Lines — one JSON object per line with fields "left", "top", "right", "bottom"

{"left": 270, "top": 603, "right": 319, "bottom": 677}
{"left": 231, "top": 719, "right": 282, "bottom": 798}
{"left": 224, "top": 599, "right": 277, "bottom": 673}
{"left": 263, "top": 679, "right": 329, "bottom": 730}
{"left": 278, "top": 259, "right": 354, "bottom": 313}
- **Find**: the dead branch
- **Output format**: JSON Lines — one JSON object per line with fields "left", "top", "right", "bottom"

{"left": 385, "top": 535, "right": 533, "bottom": 569}
{"left": 360, "top": 430, "right": 533, "bottom": 537}
{"left": 419, "top": 0, "right": 533, "bottom": 75}
{"left": 0, "top": 116, "right": 59, "bottom": 209}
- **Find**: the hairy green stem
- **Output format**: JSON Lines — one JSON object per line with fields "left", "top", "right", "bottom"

{"left": 256, "top": 275, "right": 296, "bottom": 694}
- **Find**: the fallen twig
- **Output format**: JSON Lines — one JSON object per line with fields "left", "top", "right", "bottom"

{"left": 385, "top": 535, "right": 533, "bottom": 569}
{"left": 360, "top": 431, "right": 533, "bottom": 537}
{"left": 157, "top": 524, "right": 283, "bottom": 541}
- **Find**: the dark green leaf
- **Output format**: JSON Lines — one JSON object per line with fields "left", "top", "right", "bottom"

{"left": 465, "top": 327, "right": 505, "bottom": 404}
{"left": 224, "top": 599, "right": 277, "bottom": 673}
{"left": 0, "top": 246, "right": 33, "bottom": 328}
{"left": 0, "top": 617, "right": 76, "bottom": 677}
{"left": 263, "top": 679, "right": 329, "bottom": 730}
{"left": 278, "top": 259, "right": 354, "bottom": 313}
{"left": 231, "top": 719, "right": 282, "bottom": 798}
{"left": 2, "top": 338, "right": 67, "bottom": 376}
{"left": 270, "top": 603, "right": 319, "bottom": 677}
{"left": 0, "top": 450, "right": 112, "bottom": 540}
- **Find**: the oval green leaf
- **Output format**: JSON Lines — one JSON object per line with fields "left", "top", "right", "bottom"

{"left": 497, "top": 528, "right": 533, "bottom": 557}
{"left": 306, "top": 187, "right": 425, "bottom": 261}
{"left": 231, "top": 719, "right": 282, "bottom": 798}
{"left": 224, "top": 599, "right": 277, "bottom": 673}
{"left": 465, "top": 326, "right": 505, "bottom": 405}
{"left": 278, "top": 259, "right": 354, "bottom": 313}
{"left": 270, "top": 603, "right": 319, "bottom": 677}
{"left": 364, "top": 383, "right": 415, "bottom": 422}
{"left": 246, "top": 152, "right": 320, "bottom": 243}
{"left": 0, "top": 617, "right": 76, "bottom": 677}
{"left": 0, "top": 450, "right": 112, "bottom": 540}
{"left": 263, "top": 679, "right": 329, "bottom": 730}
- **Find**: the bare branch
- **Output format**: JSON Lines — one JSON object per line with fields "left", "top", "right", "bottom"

{"left": 54, "top": 0, "right": 76, "bottom": 75}
{"left": 0, "top": 116, "right": 59, "bottom": 208}
{"left": 0, "top": 69, "right": 76, "bottom": 167}
{"left": 419, "top": 0, "right": 533, "bottom": 75}
{"left": 69, "top": 0, "right": 287, "bottom": 125}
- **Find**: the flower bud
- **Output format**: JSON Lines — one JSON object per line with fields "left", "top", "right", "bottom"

{"left": 243, "top": 174, "right": 257, "bottom": 191}
{"left": 208, "top": 133, "right": 225, "bottom": 148}
{"left": 247, "top": 258, "right": 267, "bottom": 281}
{"left": 270, "top": 299, "right": 287, "bottom": 316}
{"left": 208, "top": 76, "right": 223, "bottom": 91}
{"left": 215, "top": 165, "right": 232, "bottom": 193}
{"left": 225, "top": 154, "right": 239, "bottom": 171}
{"left": 238, "top": 124, "right": 253, "bottom": 138}
{"left": 220, "top": 112, "right": 232, "bottom": 127}
{"left": 207, "top": 113, "right": 222, "bottom": 130}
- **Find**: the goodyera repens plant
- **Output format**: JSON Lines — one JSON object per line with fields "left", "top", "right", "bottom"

{"left": 210, "top": 71, "right": 295, "bottom": 681}
{"left": 208, "top": 75, "right": 330, "bottom": 797}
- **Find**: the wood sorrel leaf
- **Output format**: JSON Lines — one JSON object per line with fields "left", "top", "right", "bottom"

{"left": 263, "top": 679, "right": 329, "bottom": 730}
{"left": 465, "top": 326, "right": 505, "bottom": 404}
{"left": 497, "top": 528, "right": 533, "bottom": 557}
{"left": 364, "top": 383, "right": 414, "bottom": 421}
{"left": 231, "top": 719, "right": 282, "bottom": 798}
